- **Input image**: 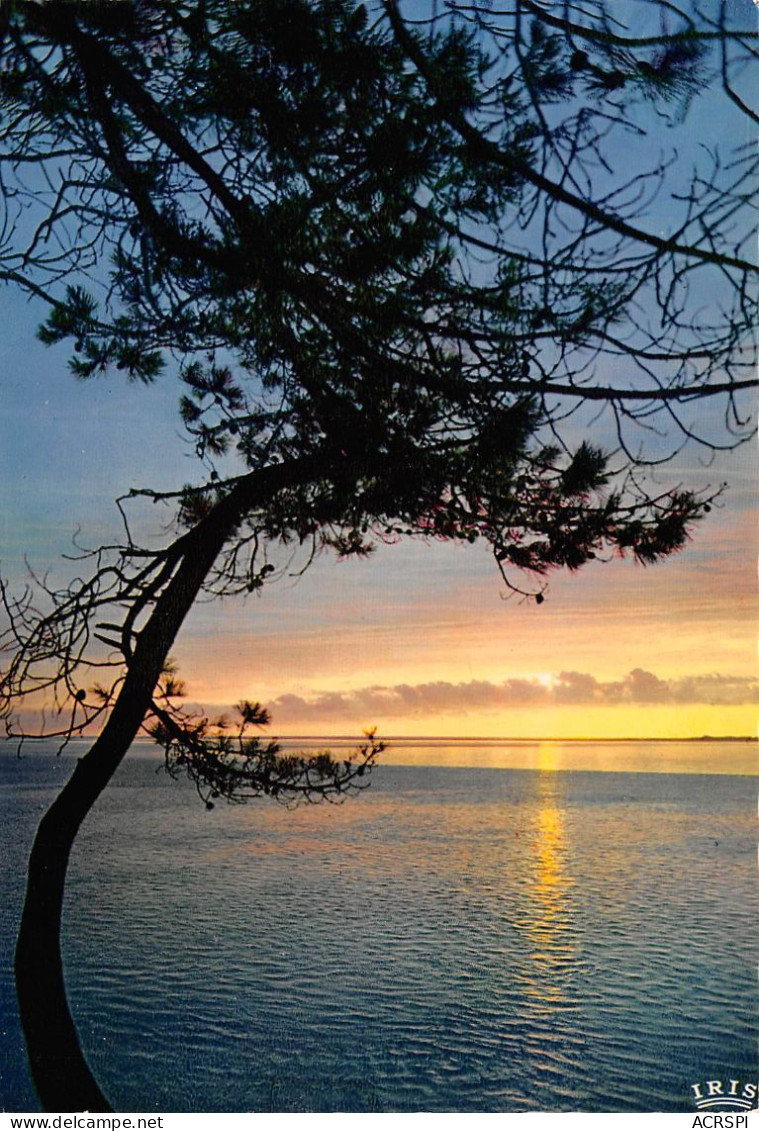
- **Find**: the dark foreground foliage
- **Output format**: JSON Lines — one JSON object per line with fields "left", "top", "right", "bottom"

{"left": 0, "top": 0, "right": 755, "bottom": 1112}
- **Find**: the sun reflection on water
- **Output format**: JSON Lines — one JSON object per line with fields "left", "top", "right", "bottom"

{"left": 514, "top": 744, "right": 579, "bottom": 1014}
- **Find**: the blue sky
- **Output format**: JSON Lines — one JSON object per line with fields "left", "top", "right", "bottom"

{"left": 3, "top": 278, "right": 754, "bottom": 740}
{"left": 1, "top": 0, "right": 756, "bottom": 743}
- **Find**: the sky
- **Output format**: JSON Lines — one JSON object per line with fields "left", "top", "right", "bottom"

{"left": 0, "top": 4, "right": 756, "bottom": 754}
{"left": 1, "top": 281, "right": 756, "bottom": 747}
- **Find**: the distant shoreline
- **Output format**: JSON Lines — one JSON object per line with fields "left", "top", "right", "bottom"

{"left": 4, "top": 734, "right": 754, "bottom": 746}
{"left": 200, "top": 734, "right": 758, "bottom": 745}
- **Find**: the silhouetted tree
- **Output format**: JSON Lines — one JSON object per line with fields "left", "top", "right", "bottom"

{"left": 0, "top": 0, "right": 756, "bottom": 1112}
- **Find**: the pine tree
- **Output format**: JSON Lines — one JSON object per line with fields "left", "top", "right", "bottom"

{"left": 0, "top": 0, "right": 755, "bottom": 1110}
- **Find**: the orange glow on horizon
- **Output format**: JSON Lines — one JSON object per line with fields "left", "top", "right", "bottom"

{"left": 203, "top": 703, "right": 755, "bottom": 742}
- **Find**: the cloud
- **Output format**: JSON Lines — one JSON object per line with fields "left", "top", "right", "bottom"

{"left": 269, "top": 669, "right": 759, "bottom": 722}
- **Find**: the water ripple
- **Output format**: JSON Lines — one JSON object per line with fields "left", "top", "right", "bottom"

{"left": 1, "top": 753, "right": 756, "bottom": 1111}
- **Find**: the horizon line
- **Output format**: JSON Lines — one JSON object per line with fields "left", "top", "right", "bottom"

{"left": 9, "top": 732, "right": 753, "bottom": 746}
{"left": 123, "top": 732, "right": 756, "bottom": 745}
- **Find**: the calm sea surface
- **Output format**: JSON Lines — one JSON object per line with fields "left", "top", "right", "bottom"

{"left": 1, "top": 739, "right": 756, "bottom": 1112}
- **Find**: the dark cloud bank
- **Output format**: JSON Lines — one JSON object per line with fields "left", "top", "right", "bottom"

{"left": 270, "top": 669, "right": 759, "bottom": 722}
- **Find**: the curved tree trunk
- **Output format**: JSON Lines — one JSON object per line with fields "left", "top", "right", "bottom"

{"left": 16, "top": 761, "right": 121, "bottom": 1113}
{"left": 15, "top": 528, "right": 228, "bottom": 1111}
{"left": 14, "top": 456, "right": 324, "bottom": 1111}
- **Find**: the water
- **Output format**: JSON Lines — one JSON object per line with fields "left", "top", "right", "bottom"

{"left": 1, "top": 740, "right": 756, "bottom": 1112}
